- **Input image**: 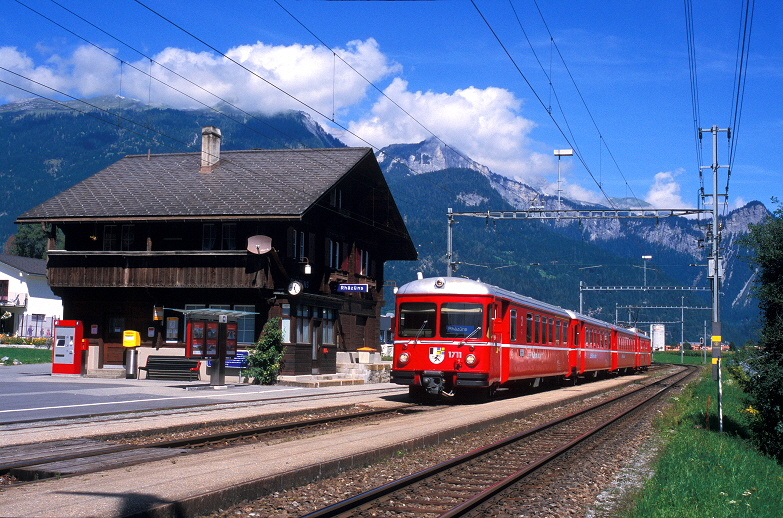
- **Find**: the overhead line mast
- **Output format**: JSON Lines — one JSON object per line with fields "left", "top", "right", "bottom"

{"left": 700, "top": 125, "right": 730, "bottom": 433}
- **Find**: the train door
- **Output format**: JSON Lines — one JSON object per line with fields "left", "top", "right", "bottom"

{"left": 499, "top": 300, "right": 511, "bottom": 383}
{"left": 488, "top": 301, "right": 502, "bottom": 386}
{"left": 568, "top": 320, "right": 581, "bottom": 377}
{"left": 610, "top": 328, "right": 619, "bottom": 372}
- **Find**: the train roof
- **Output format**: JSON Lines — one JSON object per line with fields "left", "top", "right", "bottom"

{"left": 396, "top": 276, "right": 642, "bottom": 335}
{"left": 396, "top": 276, "right": 572, "bottom": 318}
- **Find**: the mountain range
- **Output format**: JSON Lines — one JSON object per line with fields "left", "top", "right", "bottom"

{"left": 0, "top": 96, "right": 767, "bottom": 346}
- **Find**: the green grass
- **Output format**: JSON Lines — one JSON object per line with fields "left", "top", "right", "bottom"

{"left": 0, "top": 346, "right": 52, "bottom": 365}
{"left": 625, "top": 367, "right": 783, "bottom": 517}
{"left": 653, "top": 350, "right": 711, "bottom": 365}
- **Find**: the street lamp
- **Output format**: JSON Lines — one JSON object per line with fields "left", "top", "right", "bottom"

{"left": 554, "top": 149, "right": 573, "bottom": 211}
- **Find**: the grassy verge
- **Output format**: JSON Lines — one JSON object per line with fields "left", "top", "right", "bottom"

{"left": 0, "top": 346, "right": 52, "bottom": 365}
{"left": 625, "top": 366, "right": 783, "bottom": 517}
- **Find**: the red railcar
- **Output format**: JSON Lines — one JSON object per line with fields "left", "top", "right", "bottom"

{"left": 390, "top": 276, "right": 651, "bottom": 399}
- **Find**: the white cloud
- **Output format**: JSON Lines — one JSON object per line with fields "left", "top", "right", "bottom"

{"left": 0, "top": 45, "right": 119, "bottom": 101}
{"left": 560, "top": 181, "right": 604, "bottom": 205}
{"left": 337, "top": 78, "right": 550, "bottom": 181}
{"left": 124, "top": 38, "right": 399, "bottom": 115}
{"left": 645, "top": 169, "right": 691, "bottom": 208}
{"left": 731, "top": 196, "right": 747, "bottom": 210}
{"left": 1, "top": 39, "right": 399, "bottom": 116}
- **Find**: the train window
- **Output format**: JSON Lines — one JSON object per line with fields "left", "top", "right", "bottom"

{"left": 548, "top": 319, "right": 554, "bottom": 345}
{"left": 574, "top": 327, "right": 580, "bottom": 346}
{"left": 534, "top": 315, "right": 540, "bottom": 344}
{"left": 526, "top": 313, "right": 533, "bottom": 343}
{"left": 440, "top": 302, "right": 484, "bottom": 338}
{"left": 487, "top": 305, "right": 493, "bottom": 338}
{"left": 398, "top": 302, "right": 436, "bottom": 338}
{"left": 510, "top": 310, "right": 517, "bottom": 342}
{"left": 555, "top": 320, "right": 560, "bottom": 345}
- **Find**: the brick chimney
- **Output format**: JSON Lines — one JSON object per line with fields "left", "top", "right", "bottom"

{"left": 200, "top": 126, "right": 221, "bottom": 173}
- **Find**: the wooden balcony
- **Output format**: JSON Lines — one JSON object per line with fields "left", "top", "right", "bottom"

{"left": 46, "top": 250, "right": 272, "bottom": 289}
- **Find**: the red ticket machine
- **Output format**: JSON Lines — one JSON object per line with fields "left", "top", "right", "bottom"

{"left": 52, "top": 320, "right": 86, "bottom": 375}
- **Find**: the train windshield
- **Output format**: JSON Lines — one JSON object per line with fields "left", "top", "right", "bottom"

{"left": 440, "top": 302, "right": 484, "bottom": 338}
{"left": 398, "top": 302, "right": 436, "bottom": 338}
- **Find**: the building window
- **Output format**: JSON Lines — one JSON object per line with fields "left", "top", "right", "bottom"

{"left": 202, "top": 224, "right": 217, "bottom": 250}
{"left": 281, "top": 304, "right": 291, "bottom": 343}
{"left": 121, "top": 225, "right": 134, "bottom": 251}
{"left": 165, "top": 317, "right": 179, "bottom": 342}
{"left": 358, "top": 248, "right": 370, "bottom": 276}
{"left": 330, "top": 188, "right": 342, "bottom": 208}
{"left": 234, "top": 305, "right": 255, "bottom": 344}
{"left": 103, "top": 225, "right": 117, "bottom": 251}
{"left": 296, "top": 305, "right": 311, "bottom": 343}
{"left": 327, "top": 238, "right": 341, "bottom": 269}
{"left": 221, "top": 223, "right": 236, "bottom": 250}
{"left": 322, "top": 308, "right": 335, "bottom": 344}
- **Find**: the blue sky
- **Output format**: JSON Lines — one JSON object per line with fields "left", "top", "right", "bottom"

{"left": 1, "top": 0, "right": 780, "bottom": 210}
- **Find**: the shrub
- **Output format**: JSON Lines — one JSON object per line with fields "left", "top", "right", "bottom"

{"left": 246, "top": 318, "right": 285, "bottom": 385}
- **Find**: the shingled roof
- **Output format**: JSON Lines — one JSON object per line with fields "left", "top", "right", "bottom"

{"left": 17, "top": 147, "right": 374, "bottom": 222}
{"left": 0, "top": 254, "right": 46, "bottom": 275}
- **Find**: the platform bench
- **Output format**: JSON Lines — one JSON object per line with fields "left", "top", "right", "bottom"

{"left": 138, "top": 356, "right": 201, "bottom": 381}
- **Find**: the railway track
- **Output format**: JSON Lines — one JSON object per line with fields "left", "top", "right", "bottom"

{"left": 0, "top": 405, "right": 417, "bottom": 484}
{"left": 302, "top": 365, "right": 697, "bottom": 517}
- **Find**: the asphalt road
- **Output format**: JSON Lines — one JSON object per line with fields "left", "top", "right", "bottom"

{"left": 0, "top": 363, "right": 379, "bottom": 424}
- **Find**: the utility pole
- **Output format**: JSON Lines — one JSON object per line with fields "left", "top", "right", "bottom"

{"left": 446, "top": 208, "right": 455, "bottom": 277}
{"left": 681, "top": 295, "right": 685, "bottom": 364}
{"left": 700, "top": 124, "right": 729, "bottom": 433}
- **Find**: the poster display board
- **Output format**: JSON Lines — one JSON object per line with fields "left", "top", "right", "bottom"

{"left": 225, "top": 322, "right": 238, "bottom": 357}
{"left": 187, "top": 320, "right": 205, "bottom": 358}
{"left": 205, "top": 322, "right": 219, "bottom": 357}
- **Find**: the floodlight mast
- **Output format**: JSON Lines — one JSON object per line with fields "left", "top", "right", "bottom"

{"left": 554, "top": 149, "right": 573, "bottom": 212}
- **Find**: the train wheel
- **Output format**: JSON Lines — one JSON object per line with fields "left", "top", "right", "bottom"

{"left": 562, "top": 370, "right": 578, "bottom": 386}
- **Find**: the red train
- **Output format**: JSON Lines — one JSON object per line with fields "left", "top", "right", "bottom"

{"left": 390, "top": 276, "right": 651, "bottom": 399}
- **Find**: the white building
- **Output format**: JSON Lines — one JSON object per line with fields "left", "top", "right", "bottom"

{"left": 0, "top": 254, "right": 62, "bottom": 338}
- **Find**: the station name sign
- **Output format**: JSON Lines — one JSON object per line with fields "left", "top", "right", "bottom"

{"left": 337, "top": 283, "right": 369, "bottom": 292}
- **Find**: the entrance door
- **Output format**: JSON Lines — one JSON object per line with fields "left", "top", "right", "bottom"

{"left": 311, "top": 319, "right": 322, "bottom": 375}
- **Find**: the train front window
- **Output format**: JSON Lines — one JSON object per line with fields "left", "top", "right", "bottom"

{"left": 440, "top": 302, "right": 484, "bottom": 338}
{"left": 398, "top": 302, "right": 436, "bottom": 338}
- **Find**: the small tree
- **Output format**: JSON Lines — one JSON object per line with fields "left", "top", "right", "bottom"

{"left": 9, "top": 224, "right": 64, "bottom": 259}
{"left": 735, "top": 199, "right": 783, "bottom": 461}
{"left": 246, "top": 318, "right": 285, "bottom": 385}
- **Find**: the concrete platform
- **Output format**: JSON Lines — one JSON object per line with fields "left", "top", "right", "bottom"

{"left": 0, "top": 375, "right": 647, "bottom": 518}
{"left": 277, "top": 374, "right": 364, "bottom": 387}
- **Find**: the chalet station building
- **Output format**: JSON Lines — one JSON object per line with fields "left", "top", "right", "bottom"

{"left": 16, "top": 127, "right": 416, "bottom": 377}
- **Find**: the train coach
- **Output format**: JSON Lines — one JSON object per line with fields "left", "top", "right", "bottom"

{"left": 390, "top": 276, "right": 651, "bottom": 400}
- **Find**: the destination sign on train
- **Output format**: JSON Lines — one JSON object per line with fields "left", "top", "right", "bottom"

{"left": 337, "top": 284, "right": 369, "bottom": 292}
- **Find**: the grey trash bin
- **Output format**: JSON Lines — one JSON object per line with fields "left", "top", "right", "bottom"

{"left": 125, "top": 348, "right": 138, "bottom": 379}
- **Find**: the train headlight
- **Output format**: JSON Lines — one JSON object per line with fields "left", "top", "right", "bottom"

{"left": 465, "top": 354, "right": 478, "bottom": 367}
{"left": 398, "top": 352, "right": 410, "bottom": 365}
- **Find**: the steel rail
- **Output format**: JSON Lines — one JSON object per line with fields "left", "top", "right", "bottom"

{"left": 0, "top": 406, "right": 414, "bottom": 481}
{"left": 303, "top": 366, "right": 696, "bottom": 518}
{"left": 440, "top": 366, "right": 697, "bottom": 516}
